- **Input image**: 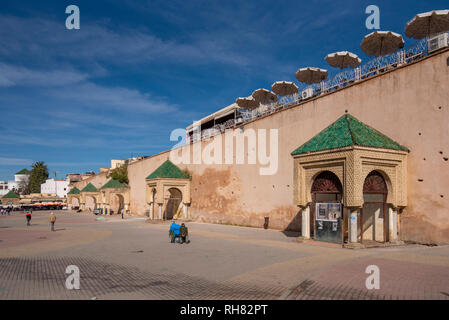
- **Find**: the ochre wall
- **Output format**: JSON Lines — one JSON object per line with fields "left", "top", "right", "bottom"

{"left": 77, "top": 50, "right": 449, "bottom": 244}
{"left": 74, "top": 171, "right": 109, "bottom": 191}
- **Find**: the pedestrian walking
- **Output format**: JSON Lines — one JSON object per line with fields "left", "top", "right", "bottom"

{"left": 25, "top": 211, "right": 32, "bottom": 226}
{"left": 50, "top": 212, "right": 56, "bottom": 231}
{"left": 121, "top": 208, "right": 124, "bottom": 219}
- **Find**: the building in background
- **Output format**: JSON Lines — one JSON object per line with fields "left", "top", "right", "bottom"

{"left": 110, "top": 157, "right": 146, "bottom": 170}
{"left": 0, "top": 168, "right": 30, "bottom": 196}
{"left": 40, "top": 178, "right": 69, "bottom": 198}
{"left": 66, "top": 173, "right": 82, "bottom": 184}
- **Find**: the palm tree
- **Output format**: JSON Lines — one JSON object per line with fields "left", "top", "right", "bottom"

{"left": 28, "top": 161, "right": 49, "bottom": 193}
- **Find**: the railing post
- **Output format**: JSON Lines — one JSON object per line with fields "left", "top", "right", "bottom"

{"left": 398, "top": 50, "right": 405, "bottom": 65}
{"left": 355, "top": 67, "right": 361, "bottom": 81}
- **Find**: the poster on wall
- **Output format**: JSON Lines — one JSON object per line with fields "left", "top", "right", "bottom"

{"left": 328, "top": 203, "right": 341, "bottom": 220}
{"left": 317, "top": 204, "right": 327, "bottom": 220}
{"left": 316, "top": 203, "right": 342, "bottom": 221}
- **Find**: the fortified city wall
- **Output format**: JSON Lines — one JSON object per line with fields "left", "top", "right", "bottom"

{"left": 74, "top": 49, "right": 449, "bottom": 244}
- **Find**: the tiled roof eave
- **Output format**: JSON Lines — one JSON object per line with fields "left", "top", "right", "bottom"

{"left": 292, "top": 145, "right": 355, "bottom": 157}
{"left": 145, "top": 176, "right": 190, "bottom": 181}
{"left": 101, "top": 186, "right": 130, "bottom": 190}
{"left": 292, "top": 144, "right": 409, "bottom": 158}
{"left": 352, "top": 145, "right": 410, "bottom": 154}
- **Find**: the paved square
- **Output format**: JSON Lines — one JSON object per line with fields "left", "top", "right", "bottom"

{"left": 0, "top": 210, "right": 448, "bottom": 300}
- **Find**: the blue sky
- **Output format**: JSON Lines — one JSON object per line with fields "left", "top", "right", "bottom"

{"left": 0, "top": 0, "right": 446, "bottom": 180}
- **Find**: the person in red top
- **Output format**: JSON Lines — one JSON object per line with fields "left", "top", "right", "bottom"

{"left": 25, "top": 211, "right": 32, "bottom": 226}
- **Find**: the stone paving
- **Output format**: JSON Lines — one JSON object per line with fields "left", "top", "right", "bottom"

{"left": 0, "top": 210, "right": 448, "bottom": 300}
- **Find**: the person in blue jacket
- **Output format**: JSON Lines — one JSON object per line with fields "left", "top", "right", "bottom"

{"left": 169, "top": 221, "right": 190, "bottom": 244}
{"left": 169, "top": 221, "right": 181, "bottom": 243}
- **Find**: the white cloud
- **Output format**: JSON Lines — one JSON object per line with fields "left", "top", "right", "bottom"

{"left": 0, "top": 63, "right": 87, "bottom": 88}
{"left": 0, "top": 14, "right": 252, "bottom": 68}
{"left": 0, "top": 157, "right": 33, "bottom": 166}
{"left": 46, "top": 82, "right": 177, "bottom": 113}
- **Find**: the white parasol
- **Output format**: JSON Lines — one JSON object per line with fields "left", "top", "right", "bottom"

{"left": 361, "top": 31, "right": 404, "bottom": 57}
{"left": 271, "top": 81, "right": 299, "bottom": 96}
{"left": 295, "top": 67, "right": 328, "bottom": 84}
{"left": 251, "top": 88, "right": 278, "bottom": 105}
{"left": 325, "top": 51, "right": 362, "bottom": 69}
{"left": 235, "top": 96, "right": 259, "bottom": 110}
{"left": 405, "top": 10, "right": 449, "bottom": 39}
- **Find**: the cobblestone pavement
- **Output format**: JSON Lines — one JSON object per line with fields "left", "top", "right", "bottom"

{"left": 0, "top": 210, "right": 448, "bottom": 300}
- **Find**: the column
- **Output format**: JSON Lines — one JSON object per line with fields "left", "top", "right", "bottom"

{"left": 149, "top": 203, "right": 153, "bottom": 219}
{"left": 349, "top": 208, "right": 358, "bottom": 243}
{"left": 158, "top": 204, "right": 162, "bottom": 220}
{"left": 183, "top": 203, "right": 188, "bottom": 219}
{"left": 301, "top": 206, "right": 310, "bottom": 239}
{"left": 389, "top": 207, "right": 398, "bottom": 241}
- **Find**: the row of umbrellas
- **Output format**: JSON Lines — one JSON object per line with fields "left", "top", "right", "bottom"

{"left": 236, "top": 10, "right": 449, "bottom": 110}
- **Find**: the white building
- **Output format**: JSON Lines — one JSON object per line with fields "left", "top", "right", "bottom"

{"left": 0, "top": 168, "right": 30, "bottom": 196}
{"left": 40, "top": 178, "right": 69, "bottom": 198}
{"left": 0, "top": 181, "right": 9, "bottom": 196}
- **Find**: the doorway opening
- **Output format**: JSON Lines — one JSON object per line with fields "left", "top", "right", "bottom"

{"left": 311, "top": 171, "right": 343, "bottom": 243}
{"left": 164, "top": 188, "right": 182, "bottom": 220}
{"left": 362, "top": 171, "right": 388, "bottom": 244}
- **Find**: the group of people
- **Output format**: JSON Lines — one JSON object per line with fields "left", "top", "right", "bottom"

{"left": 169, "top": 221, "right": 190, "bottom": 244}
{"left": 23, "top": 209, "right": 188, "bottom": 237}
{"left": 0, "top": 206, "right": 12, "bottom": 215}
{"left": 25, "top": 210, "right": 57, "bottom": 231}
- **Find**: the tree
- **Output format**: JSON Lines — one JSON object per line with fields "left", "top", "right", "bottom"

{"left": 28, "top": 161, "right": 49, "bottom": 193}
{"left": 108, "top": 163, "right": 129, "bottom": 184}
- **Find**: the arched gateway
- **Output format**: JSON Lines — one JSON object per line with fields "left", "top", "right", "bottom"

{"left": 311, "top": 171, "right": 343, "bottom": 243}
{"left": 146, "top": 160, "right": 191, "bottom": 221}
{"left": 292, "top": 113, "right": 409, "bottom": 247}
{"left": 362, "top": 171, "right": 388, "bottom": 243}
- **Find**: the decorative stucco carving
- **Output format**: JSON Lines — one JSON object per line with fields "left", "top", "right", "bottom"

{"left": 293, "top": 146, "right": 407, "bottom": 208}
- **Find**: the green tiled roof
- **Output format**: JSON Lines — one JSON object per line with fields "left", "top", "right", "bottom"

{"left": 291, "top": 114, "right": 409, "bottom": 156}
{"left": 80, "top": 183, "right": 98, "bottom": 193}
{"left": 146, "top": 160, "right": 190, "bottom": 180}
{"left": 67, "top": 187, "right": 80, "bottom": 195}
{"left": 101, "top": 179, "right": 129, "bottom": 189}
{"left": 15, "top": 168, "right": 29, "bottom": 175}
{"left": 2, "top": 190, "right": 19, "bottom": 199}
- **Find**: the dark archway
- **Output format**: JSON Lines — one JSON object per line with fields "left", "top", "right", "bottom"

{"left": 311, "top": 171, "right": 343, "bottom": 243}
{"left": 111, "top": 194, "right": 124, "bottom": 215}
{"left": 312, "top": 171, "right": 343, "bottom": 194}
{"left": 363, "top": 171, "right": 388, "bottom": 194}
{"left": 362, "top": 171, "right": 388, "bottom": 243}
{"left": 164, "top": 188, "right": 182, "bottom": 220}
{"left": 71, "top": 197, "right": 80, "bottom": 210}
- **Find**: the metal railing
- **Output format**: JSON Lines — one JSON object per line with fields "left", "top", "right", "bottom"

{"left": 188, "top": 35, "right": 446, "bottom": 144}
